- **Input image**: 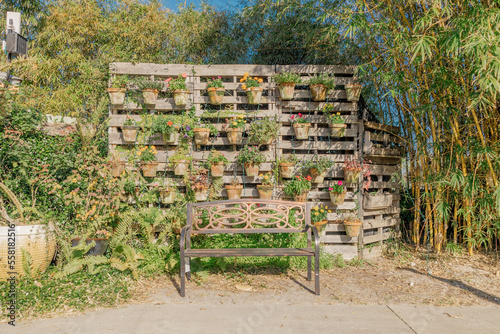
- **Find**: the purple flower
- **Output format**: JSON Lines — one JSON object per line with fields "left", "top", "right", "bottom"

{"left": 183, "top": 134, "right": 188, "bottom": 138}
{"left": 186, "top": 126, "right": 191, "bottom": 131}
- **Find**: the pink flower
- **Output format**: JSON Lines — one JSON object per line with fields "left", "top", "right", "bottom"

{"left": 298, "top": 113, "right": 302, "bottom": 117}
{"left": 181, "top": 73, "right": 187, "bottom": 78}
{"left": 329, "top": 187, "right": 333, "bottom": 191}
{"left": 165, "top": 77, "right": 172, "bottom": 82}
{"left": 218, "top": 76, "right": 221, "bottom": 79}
{"left": 290, "top": 115, "right": 295, "bottom": 120}
{"left": 338, "top": 181, "right": 343, "bottom": 185}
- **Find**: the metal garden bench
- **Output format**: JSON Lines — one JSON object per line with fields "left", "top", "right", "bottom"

{"left": 180, "top": 199, "right": 320, "bottom": 296}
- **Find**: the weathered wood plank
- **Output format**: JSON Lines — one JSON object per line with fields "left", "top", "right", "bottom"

{"left": 322, "top": 244, "right": 358, "bottom": 260}
{"left": 110, "top": 63, "right": 195, "bottom": 76}
{"left": 364, "top": 121, "right": 400, "bottom": 134}
{"left": 278, "top": 141, "right": 356, "bottom": 150}
{"left": 368, "top": 131, "right": 404, "bottom": 145}
{"left": 363, "top": 218, "right": 400, "bottom": 229}
{"left": 193, "top": 95, "right": 275, "bottom": 104}
{"left": 363, "top": 231, "right": 400, "bottom": 244}
{"left": 192, "top": 64, "right": 275, "bottom": 76}
{"left": 280, "top": 101, "right": 357, "bottom": 112}
{"left": 275, "top": 64, "right": 356, "bottom": 75}
{"left": 322, "top": 233, "right": 357, "bottom": 244}
{"left": 279, "top": 127, "right": 358, "bottom": 137}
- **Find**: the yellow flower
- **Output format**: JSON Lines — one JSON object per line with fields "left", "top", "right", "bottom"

{"left": 242, "top": 84, "right": 247, "bottom": 90}
{"left": 264, "top": 175, "right": 269, "bottom": 179}
{"left": 337, "top": 112, "right": 340, "bottom": 115}
{"left": 254, "top": 77, "right": 258, "bottom": 80}
{"left": 314, "top": 212, "right": 319, "bottom": 216}
{"left": 240, "top": 78, "right": 244, "bottom": 83}
{"left": 320, "top": 209, "right": 324, "bottom": 213}
{"left": 258, "top": 78, "right": 263, "bottom": 83}
{"left": 232, "top": 121, "right": 237, "bottom": 126}
{"left": 328, "top": 210, "right": 332, "bottom": 213}
{"left": 72, "top": 178, "right": 77, "bottom": 183}
{"left": 144, "top": 146, "right": 148, "bottom": 149}
{"left": 238, "top": 114, "right": 244, "bottom": 119}
{"left": 259, "top": 174, "right": 263, "bottom": 177}
{"left": 243, "top": 72, "right": 249, "bottom": 77}
{"left": 151, "top": 145, "right": 156, "bottom": 150}
{"left": 314, "top": 206, "right": 319, "bottom": 210}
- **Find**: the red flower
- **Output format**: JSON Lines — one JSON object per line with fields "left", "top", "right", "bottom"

{"left": 306, "top": 175, "right": 312, "bottom": 181}
{"left": 298, "top": 113, "right": 302, "bottom": 117}
{"left": 296, "top": 175, "right": 300, "bottom": 179}
{"left": 167, "top": 121, "right": 173, "bottom": 126}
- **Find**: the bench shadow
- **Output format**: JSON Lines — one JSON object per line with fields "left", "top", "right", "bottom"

{"left": 401, "top": 267, "right": 500, "bottom": 306}
{"left": 169, "top": 275, "right": 181, "bottom": 295}
{"left": 287, "top": 274, "right": 315, "bottom": 294}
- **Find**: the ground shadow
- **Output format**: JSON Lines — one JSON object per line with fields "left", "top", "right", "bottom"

{"left": 169, "top": 275, "right": 181, "bottom": 294}
{"left": 286, "top": 274, "right": 315, "bottom": 294}
{"left": 401, "top": 267, "right": 500, "bottom": 306}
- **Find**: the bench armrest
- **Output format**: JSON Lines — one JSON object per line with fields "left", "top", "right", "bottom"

{"left": 180, "top": 226, "right": 191, "bottom": 251}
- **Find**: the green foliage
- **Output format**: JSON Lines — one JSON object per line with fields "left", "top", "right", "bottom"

{"left": 278, "top": 154, "right": 299, "bottom": 164}
{"left": 248, "top": 117, "right": 279, "bottom": 145}
{"left": 273, "top": 72, "right": 302, "bottom": 84}
{"left": 225, "top": 115, "right": 246, "bottom": 129}
{"left": 236, "top": 145, "right": 266, "bottom": 165}
{"left": 137, "top": 146, "right": 157, "bottom": 163}
{"left": 206, "top": 76, "right": 224, "bottom": 89}
{"left": 206, "top": 150, "right": 229, "bottom": 166}
{"left": 329, "top": 181, "right": 346, "bottom": 194}
{"left": 311, "top": 204, "right": 328, "bottom": 223}
{"left": 151, "top": 116, "right": 176, "bottom": 135}
{"left": 110, "top": 244, "right": 145, "bottom": 280}
{"left": 302, "top": 155, "right": 334, "bottom": 174}
{"left": 323, "top": 105, "right": 344, "bottom": 124}
{"left": 135, "top": 78, "right": 164, "bottom": 91}
{"left": 110, "top": 76, "right": 129, "bottom": 89}
{"left": 168, "top": 74, "right": 188, "bottom": 91}
{"left": 290, "top": 113, "right": 309, "bottom": 124}
{"left": 283, "top": 175, "right": 312, "bottom": 196}
{"left": 309, "top": 73, "right": 335, "bottom": 89}
{"left": 122, "top": 116, "right": 137, "bottom": 127}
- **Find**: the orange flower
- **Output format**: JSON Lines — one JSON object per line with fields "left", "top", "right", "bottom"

{"left": 258, "top": 78, "right": 263, "bottom": 83}
{"left": 241, "top": 84, "right": 247, "bottom": 90}
{"left": 167, "top": 121, "right": 173, "bottom": 126}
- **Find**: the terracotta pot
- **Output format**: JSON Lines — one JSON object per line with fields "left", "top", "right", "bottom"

{"left": 159, "top": 187, "right": 175, "bottom": 204}
{"left": 142, "top": 88, "right": 159, "bottom": 106}
{"left": 344, "top": 220, "right": 362, "bottom": 238}
{"left": 310, "top": 84, "right": 326, "bottom": 101}
{"left": 207, "top": 87, "right": 225, "bottom": 105}
{"left": 330, "top": 191, "right": 346, "bottom": 205}
{"left": 162, "top": 131, "right": 178, "bottom": 144}
{"left": 363, "top": 192, "right": 393, "bottom": 210}
{"left": 141, "top": 161, "right": 159, "bottom": 178}
{"left": 257, "top": 185, "right": 273, "bottom": 199}
{"left": 244, "top": 163, "right": 260, "bottom": 177}
{"left": 173, "top": 89, "right": 189, "bottom": 107}
{"left": 226, "top": 128, "right": 243, "bottom": 145}
{"left": 312, "top": 220, "right": 328, "bottom": 235}
{"left": 174, "top": 160, "right": 190, "bottom": 176}
{"left": 122, "top": 125, "right": 139, "bottom": 143}
{"left": 329, "top": 123, "right": 347, "bottom": 137}
{"left": 71, "top": 238, "right": 109, "bottom": 256}
{"left": 111, "top": 161, "right": 126, "bottom": 177}
{"left": 225, "top": 184, "right": 243, "bottom": 200}
{"left": 309, "top": 168, "right": 327, "bottom": 183}
{"left": 210, "top": 162, "right": 225, "bottom": 177}
{"left": 194, "top": 187, "right": 209, "bottom": 202}
{"left": 245, "top": 87, "right": 263, "bottom": 105}
{"left": 345, "top": 84, "right": 362, "bottom": 102}
{"left": 293, "top": 123, "right": 310, "bottom": 140}
{"left": 193, "top": 128, "right": 210, "bottom": 145}
{"left": 278, "top": 83, "right": 295, "bottom": 100}
{"left": 107, "top": 88, "right": 126, "bottom": 105}
{"left": 343, "top": 168, "right": 360, "bottom": 183}
{"left": 294, "top": 191, "right": 309, "bottom": 202}
{"left": 279, "top": 163, "right": 295, "bottom": 178}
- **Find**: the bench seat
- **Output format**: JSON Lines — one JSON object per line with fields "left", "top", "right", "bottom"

{"left": 184, "top": 247, "right": 314, "bottom": 257}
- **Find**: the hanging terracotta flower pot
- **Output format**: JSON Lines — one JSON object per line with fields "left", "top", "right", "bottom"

{"left": 111, "top": 161, "right": 126, "bottom": 178}
{"left": 312, "top": 220, "right": 328, "bottom": 236}
{"left": 330, "top": 191, "right": 346, "bottom": 205}
{"left": 226, "top": 128, "right": 243, "bottom": 145}
{"left": 194, "top": 186, "right": 209, "bottom": 202}
{"left": 329, "top": 123, "right": 347, "bottom": 137}
{"left": 225, "top": 184, "right": 243, "bottom": 200}
{"left": 107, "top": 88, "right": 126, "bottom": 105}
{"left": 193, "top": 128, "right": 210, "bottom": 145}
{"left": 310, "top": 84, "right": 326, "bottom": 101}
{"left": 257, "top": 185, "right": 273, "bottom": 199}
{"left": 246, "top": 87, "right": 263, "bottom": 105}
{"left": 294, "top": 191, "right": 309, "bottom": 202}
{"left": 158, "top": 187, "right": 175, "bottom": 204}
{"left": 278, "top": 83, "right": 295, "bottom": 100}
{"left": 174, "top": 160, "right": 190, "bottom": 176}
{"left": 207, "top": 87, "right": 225, "bottom": 105}
{"left": 210, "top": 162, "right": 225, "bottom": 177}
{"left": 279, "top": 163, "right": 295, "bottom": 178}
{"left": 293, "top": 123, "right": 310, "bottom": 140}
{"left": 344, "top": 220, "right": 362, "bottom": 237}
{"left": 309, "top": 168, "right": 327, "bottom": 183}
{"left": 244, "top": 163, "right": 260, "bottom": 177}
{"left": 142, "top": 89, "right": 159, "bottom": 106}
{"left": 343, "top": 168, "right": 360, "bottom": 183}
{"left": 141, "top": 161, "right": 159, "bottom": 178}
{"left": 173, "top": 89, "right": 189, "bottom": 107}
{"left": 345, "top": 84, "right": 362, "bottom": 102}
{"left": 162, "top": 131, "right": 178, "bottom": 144}
{"left": 121, "top": 125, "right": 139, "bottom": 143}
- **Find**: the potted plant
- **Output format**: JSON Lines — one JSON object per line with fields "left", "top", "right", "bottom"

{"left": 152, "top": 116, "right": 178, "bottom": 144}
{"left": 225, "top": 177, "right": 243, "bottom": 200}
{"left": 70, "top": 229, "right": 111, "bottom": 256}
{"left": 206, "top": 150, "right": 229, "bottom": 177}
{"left": 136, "top": 78, "right": 164, "bottom": 106}
{"left": 123, "top": 179, "right": 139, "bottom": 204}
{"left": 188, "top": 169, "right": 210, "bottom": 202}
{"left": 257, "top": 172, "right": 274, "bottom": 199}
{"left": 323, "top": 104, "right": 346, "bottom": 137}
{"left": 329, "top": 181, "right": 347, "bottom": 205}
{"left": 108, "top": 75, "right": 128, "bottom": 105}
{"left": 363, "top": 191, "right": 393, "bottom": 210}
{"left": 121, "top": 115, "right": 140, "bottom": 143}
{"left": 278, "top": 154, "right": 298, "bottom": 178}
{"left": 206, "top": 76, "right": 225, "bottom": 105}
{"left": 283, "top": 175, "right": 312, "bottom": 202}
{"left": 155, "top": 179, "right": 177, "bottom": 204}
{"left": 291, "top": 113, "right": 310, "bottom": 140}
{"left": 248, "top": 117, "right": 279, "bottom": 146}
{"left": 343, "top": 159, "right": 372, "bottom": 190}
{"left": 138, "top": 146, "right": 158, "bottom": 178}
{"left": 166, "top": 73, "right": 189, "bottom": 107}
{"left": 236, "top": 146, "right": 266, "bottom": 177}
{"left": 111, "top": 160, "right": 126, "bottom": 178}
{"left": 303, "top": 156, "right": 334, "bottom": 183}
{"left": 308, "top": 73, "right": 335, "bottom": 101}
{"left": 343, "top": 215, "right": 362, "bottom": 237}
{"left": 273, "top": 72, "right": 302, "bottom": 100}
{"left": 311, "top": 205, "right": 330, "bottom": 235}
{"left": 169, "top": 148, "right": 192, "bottom": 176}
{"left": 240, "top": 72, "right": 264, "bottom": 105}
{"left": 225, "top": 115, "right": 245, "bottom": 145}
{"left": 345, "top": 83, "right": 363, "bottom": 102}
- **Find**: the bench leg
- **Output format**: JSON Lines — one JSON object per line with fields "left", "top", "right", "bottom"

{"left": 186, "top": 258, "right": 191, "bottom": 281}
{"left": 307, "top": 255, "right": 312, "bottom": 281}
{"left": 315, "top": 253, "right": 320, "bottom": 295}
{"left": 180, "top": 252, "right": 186, "bottom": 297}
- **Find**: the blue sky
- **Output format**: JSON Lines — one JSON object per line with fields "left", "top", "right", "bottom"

{"left": 159, "top": 0, "right": 244, "bottom": 12}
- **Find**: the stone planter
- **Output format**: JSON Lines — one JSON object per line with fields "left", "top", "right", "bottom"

{"left": 309, "top": 168, "right": 327, "bottom": 183}
{"left": 244, "top": 163, "right": 260, "bottom": 177}
{"left": 225, "top": 184, "right": 243, "bottom": 200}
{"left": 174, "top": 160, "right": 190, "bottom": 176}
{"left": 71, "top": 238, "right": 109, "bottom": 256}
{"left": 226, "top": 128, "right": 243, "bottom": 145}
{"left": 310, "top": 84, "right": 326, "bottom": 101}
{"left": 329, "top": 123, "right": 347, "bottom": 137}
{"left": 111, "top": 161, "right": 126, "bottom": 177}
{"left": 344, "top": 220, "right": 362, "bottom": 238}
{"left": 279, "top": 163, "right": 295, "bottom": 178}
{"left": 345, "top": 84, "right": 362, "bottom": 102}
{"left": 193, "top": 128, "right": 210, "bottom": 145}
{"left": 257, "top": 185, "right": 273, "bottom": 199}
{"left": 210, "top": 162, "right": 225, "bottom": 177}
{"left": 343, "top": 168, "right": 360, "bottom": 183}
{"left": 278, "top": 83, "right": 295, "bottom": 100}
{"left": 194, "top": 187, "right": 209, "bottom": 202}
{"left": 107, "top": 88, "right": 126, "bottom": 105}
{"left": 245, "top": 87, "right": 263, "bottom": 105}
{"left": 207, "top": 87, "right": 225, "bottom": 105}
{"left": 363, "top": 192, "right": 393, "bottom": 210}
{"left": 292, "top": 123, "right": 310, "bottom": 140}
{"left": 329, "top": 192, "right": 346, "bottom": 205}
{"left": 141, "top": 161, "right": 159, "bottom": 178}
{"left": 158, "top": 187, "right": 175, "bottom": 204}
{"left": 294, "top": 191, "right": 309, "bottom": 202}
{"left": 173, "top": 89, "right": 189, "bottom": 107}
{"left": 121, "top": 125, "right": 139, "bottom": 143}
{"left": 162, "top": 131, "right": 178, "bottom": 144}
{"left": 142, "top": 89, "right": 159, "bottom": 106}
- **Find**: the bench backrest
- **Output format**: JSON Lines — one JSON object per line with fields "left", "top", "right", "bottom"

{"left": 187, "top": 199, "right": 311, "bottom": 234}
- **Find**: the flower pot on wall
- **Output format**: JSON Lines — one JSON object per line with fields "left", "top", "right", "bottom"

{"left": 330, "top": 192, "right": 346, "bottom": 205}
{"left": 343, "top": 168, "right": 360, "bottom": 183}
{"left": 121, "top": 125, "right": 139, "bottom": 143}
{"left": 225, "top": 184, "right": 243, "bottom": 200}
{"left": 245, "top": 87, "right": 263, "bottom": 105}
{"left": 329, "top": 123, "right": 347, "bottom": 137}
{"left": 244, "top": 163, "right": 260, "bottom": 177}
{"left": 207, "top": 87, "right": 225, "bottom": 105}
{"left": 173, "top": 89, "right": 189, "bottom": 107}
{"left": 257, "top": 185, "right": 273, "bottom": 199}
{"left": 294, "top": 191, "right": 309, "bottom": 202}
{"left": 279, "top": 163, "right": 295, "bottom": 178}
{"left": 363, "top": 192, "right": 393, "bottom": 210}
{"left": 142, "top": 89, "right": 159, "bottom": 106}
{"left": 141, "top": 161, "right": 159, "bottom": 178}
{"left": 309, "top": 168, "right": 327, "bottom": 184}
{"left": 310, "top": 84, "right": 326, "bottom": 101}
{"left": 108, "top": 88, "right": 126, "bottom": 105}
{"left": 159, "top": 187, "right": 175, "bottom": 204}
{"left": 226, "top": 128, "right": 243, "bottom": 145}
{"left": 194, "top": 187, "right": 209, "bottom": 202}
{"left": 162, "top": 131, "right": 178, "bottom": 145}
{"left": 210, "top": 162, "right": 225, "bottom": 177}
{"left": 312, "top": 220, "right": 328, "bottom": 236}
{"left": 193, "top": 128, "right": 210, "bottom": 145}
{"left": 292, "top": 123, "right": 310, "bottom": 140}
{"left": 345, "top": 84, "right": 362, "bottom": 102}
{"left": 111, "top": 161, "right": 126, "bottom": 178}
{"left": 174, "top": 160, "right": 190, "bottom": 176}
{"left": 344, "top": 220, "right": 362, "bottom": 238}
{"left": 278, "top": 83, "right": 295, "bottom": 100}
